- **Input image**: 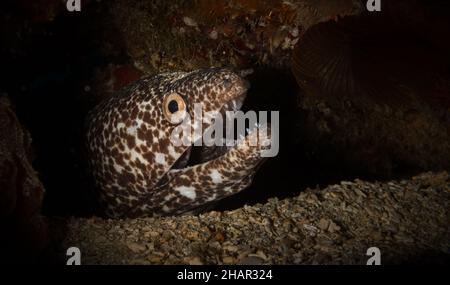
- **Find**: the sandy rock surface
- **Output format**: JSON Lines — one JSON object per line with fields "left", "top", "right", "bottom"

{"left": 61, "top": 171, "right": 450, "bottom": 265}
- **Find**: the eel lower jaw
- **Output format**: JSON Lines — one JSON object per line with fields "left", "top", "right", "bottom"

{"left": 165, "top": 121, "right": 269, "bottom": 174}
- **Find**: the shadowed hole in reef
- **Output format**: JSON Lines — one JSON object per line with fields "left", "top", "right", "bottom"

{"left": 8, "top": 48, "right": 396, "bottom": 217}
{"left": 4, "top": 1, "right": 428, "bottom": 218}
{"left": 212, "top": 68, "right": 371, "bottom": 212}
{"left": 18, "top": 66, "right": 382, "bottom": 217}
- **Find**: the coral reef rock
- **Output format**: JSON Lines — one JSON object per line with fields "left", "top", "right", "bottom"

{"left": 109, "top": 0, "right": 362, "bottom": 73}
{"left": 0, "top": 96, "right": 48, "bottom": 263}
{"left": 292, "top": 3, "right": 450, "bottom": 176}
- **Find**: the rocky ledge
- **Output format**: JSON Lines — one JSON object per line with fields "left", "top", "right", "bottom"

{"left": 61, "top": 171, "right": 449, "bottom": 265}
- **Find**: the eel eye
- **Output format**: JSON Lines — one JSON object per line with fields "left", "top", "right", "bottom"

{"left": 163, "top": 93, "right": 187, "bottom": 124}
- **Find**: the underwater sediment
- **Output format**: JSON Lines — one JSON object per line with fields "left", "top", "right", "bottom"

{"left": 61, "top": 172, "right": 450, "bottom": 265}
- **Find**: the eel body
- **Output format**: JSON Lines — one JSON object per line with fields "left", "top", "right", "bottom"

{"left": 86, "top": 68, "right": 270, "bottom": 217}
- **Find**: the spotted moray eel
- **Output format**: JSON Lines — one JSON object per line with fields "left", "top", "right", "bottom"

{"left": 86, "top": 68, "right": 270, "bottom": 217}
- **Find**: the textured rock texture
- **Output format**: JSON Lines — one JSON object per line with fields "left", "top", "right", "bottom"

{"left": 0, "top": 97, "right": 48, "bottom": 263}
{"left": 292, "top": 2, "right": 450, "bottom": 176}
{"left": 61, "top": 172, "right": 450, "bottom": 265}
{"left": 108, "top": 0, "right": 362, "bottom": 73}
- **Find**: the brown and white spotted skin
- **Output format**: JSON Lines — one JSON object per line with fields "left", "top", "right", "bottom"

{"left": 86, "top": 68, "right": 270, "bottom": 217}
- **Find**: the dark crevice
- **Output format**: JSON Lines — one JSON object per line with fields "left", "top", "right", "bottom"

{"left": 2, "top": 0, "right": 447, "bottom": 218}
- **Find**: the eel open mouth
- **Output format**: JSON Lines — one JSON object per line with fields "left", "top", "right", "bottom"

{"left": 171, "top": 94, "right": 248, "bottom": 170}
{"left": 157, "top": 87, "right": 271, "bottom": 196}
